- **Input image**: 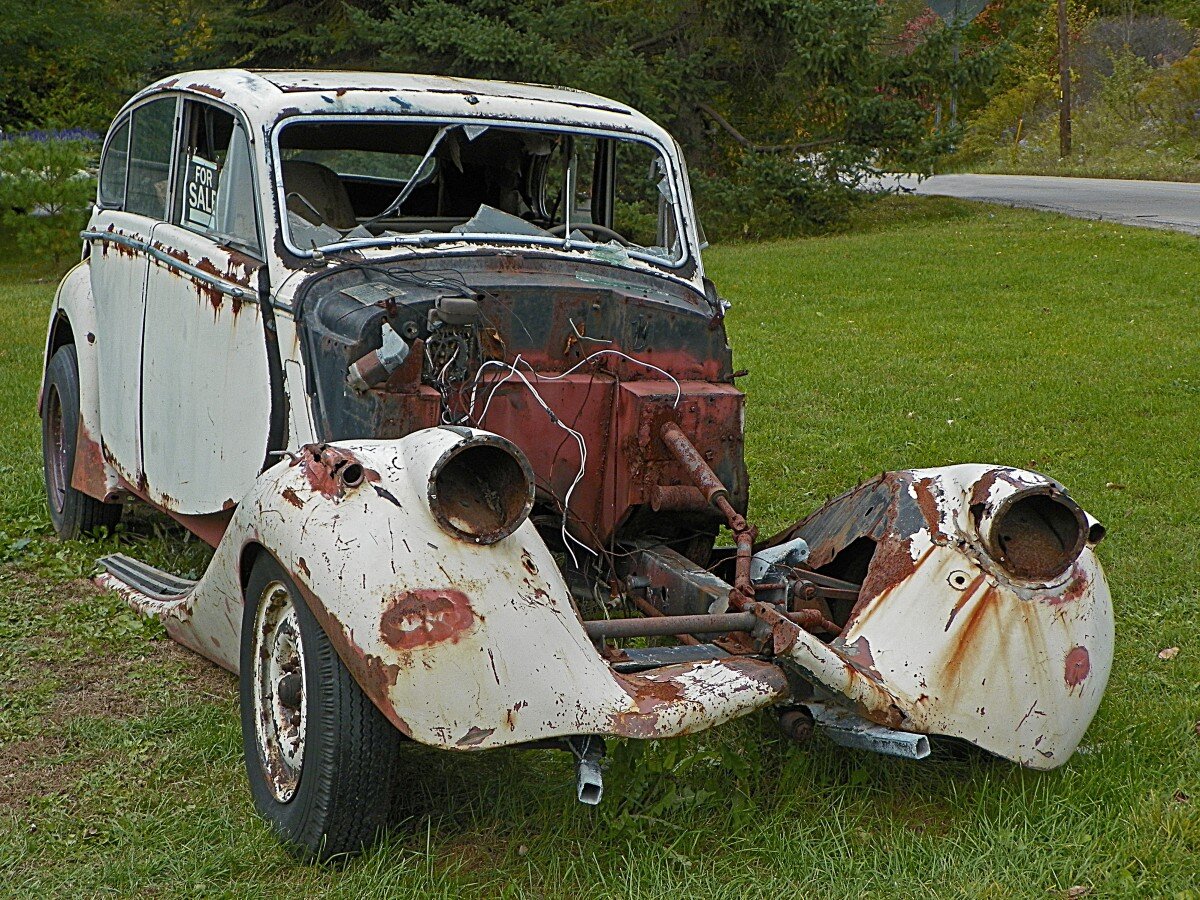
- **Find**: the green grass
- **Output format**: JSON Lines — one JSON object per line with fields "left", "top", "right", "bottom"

{"left": 2, "top": 198, "right": 1199, "bottom": 897}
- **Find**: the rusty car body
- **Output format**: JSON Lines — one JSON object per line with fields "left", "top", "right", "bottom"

{"left": 40, "top": 69, "right": 1113, "bottom": 859}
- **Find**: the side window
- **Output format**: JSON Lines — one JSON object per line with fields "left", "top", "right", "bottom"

{"left": 98, "top": 118, "right": 130, "bottom": 207}
{"left": 175, "top": 102, "right": 260, "bottom": 255}
{"left": 126, "top": 98, "right": 177, "bottom": 219}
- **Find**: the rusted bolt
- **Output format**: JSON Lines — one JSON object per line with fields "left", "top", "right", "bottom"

{"left": 338, "top": 462, "right": 365, "bottom": 490}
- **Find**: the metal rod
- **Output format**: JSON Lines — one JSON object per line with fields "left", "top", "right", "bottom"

{"left": 660, "top": 422, "right": 729, "bottom": 505}
{"left": 629, "top": 595, "right": 701, "bottom": 646}
{"left": 584, "top": 609, "right": 831, "bottom": 640}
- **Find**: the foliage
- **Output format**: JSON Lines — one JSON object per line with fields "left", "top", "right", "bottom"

{"left": 0, "top": 0, "right": 217, "bottom": 133}
{"left": 1142, "top": 45, "right": 1200, "bottom": 138}
{"left": 949, "top": 7, "right": 1200, "bottom": 178}
{"left": 0, "top": 135, "right": 98, "bottom": 267}
{"left": 0, "top": 0, "right": 1011, "bottom": 240}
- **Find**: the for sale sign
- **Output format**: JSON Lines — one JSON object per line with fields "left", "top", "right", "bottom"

{"left": 183, "top": 155, "right": 218, "bottom": 229}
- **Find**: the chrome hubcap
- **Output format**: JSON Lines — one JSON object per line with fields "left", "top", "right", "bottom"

{"left": 252, "top": 580, "right": 306, "bottom": 803}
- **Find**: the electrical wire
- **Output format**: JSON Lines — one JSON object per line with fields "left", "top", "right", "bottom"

{"left": 522, "top": 349, "right": 681, "bottom": 408}
{"left": 465, "top": 357, "right": 596, "bottom": 567}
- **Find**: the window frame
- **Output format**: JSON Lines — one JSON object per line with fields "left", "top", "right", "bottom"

{"left": 97, "top": 117, "right": 132, "bottom": 209}
{"left": 270, "top": 114, "right": 696, "bottom": 273}
{"left": 110, "top": 94, "right": 182, "bottom": 222}
{"left": 172, "top": 96, "right": 266, "bottom": 260}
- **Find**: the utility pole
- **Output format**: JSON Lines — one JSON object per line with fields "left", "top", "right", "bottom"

{"left": 1057, "top": 0, "right": 1071, "bottom": 157}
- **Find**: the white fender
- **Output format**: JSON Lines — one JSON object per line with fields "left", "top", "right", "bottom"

{"left": 45, "top": 261, "right": 121, "bottom": 501}
{"left": 147, "top": 428, "right": 790, "bottom": 750}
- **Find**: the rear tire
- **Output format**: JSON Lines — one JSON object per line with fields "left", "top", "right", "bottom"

{"left": 41, "top": 345, "right": 122, "bottom": 539}
{"left": 240, "top": 553, "right": 403, "bottom": 861}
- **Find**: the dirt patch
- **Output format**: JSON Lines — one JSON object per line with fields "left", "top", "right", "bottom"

{"left": 0, "top": 574, "right": 234, "bottom": 812}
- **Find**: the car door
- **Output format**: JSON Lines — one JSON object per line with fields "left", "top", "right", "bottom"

{"left": 87, "top": 95, "right": 179, "bottom": 489}
{"left": 139, "top": 98, "right": 274, "bottom": 515}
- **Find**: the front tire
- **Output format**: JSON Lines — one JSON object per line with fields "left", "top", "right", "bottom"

{"left": 240, "top": 553, "right": 402, "bottom": 861}
{"left": 41, "top": 345, "right": 122, "bottom": 539}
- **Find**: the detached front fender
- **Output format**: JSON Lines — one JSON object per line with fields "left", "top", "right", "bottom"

{"left": 762, "top": 464, "right": 1113, "bottom": 769}
{"left": 171, "top": 428, "right": 789, "bottom": 750}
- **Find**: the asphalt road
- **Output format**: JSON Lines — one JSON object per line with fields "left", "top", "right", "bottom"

{"left": 888, "top": 173, "right": 1200, "bottom": 236}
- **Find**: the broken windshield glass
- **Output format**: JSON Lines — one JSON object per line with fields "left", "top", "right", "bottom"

{"left": 277, "top": 119, "right": 687, "bottom": 267}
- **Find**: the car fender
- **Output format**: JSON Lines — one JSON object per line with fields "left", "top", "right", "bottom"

{"left": 44, "top": 261, "right": 120, "bottom": 502}
{"left": 153, "top": 427, "right": 791, "bottom": 750}
{"left": 761, "top": 464, "right": 1113, "bottom": 769}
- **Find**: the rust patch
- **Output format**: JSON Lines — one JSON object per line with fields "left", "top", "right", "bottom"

{"left": 1064, "top": 646, "right": 1090, "bottom": 688}
{"left": 70, "top": 423, "right": 111, "bottom": 501}
{"left": 1049, "top": 564, "right": 1089, "bottom": 605}
{"left": 853, "top": 539, "right": 932, "bottom": 619}
{"left": 281, "top": 487, "right": 304, "bottom": 508}
{"left": 187, "top": 82, "right": 226, "bottom": 99}
{"left": 521, "top": 549, "right": 538, "bottom": 575}
{"left": 292, "top": 442, "right": 380, "bottom": 498}
{"left": 969, "top": 469, "right": 1001, "bottom": 524}
{"left": 610, "top": 658, "right": 789, "bottom": 738}
{"left": 296, "top": 556, "right": 311, "bottom": 578}
{"left": 944, "top": 573, "right": 987, "bottom": 631}
{"left": 912, "top": 477, "right": 947, "bottom": 543}
{"left": 839, "top": 634, "right": 883, "bottom": 682}
{"left": 379, "top": 589, "right": 475, "bottom": 650}
{"left": 940, "top": 585, "right": 999, "bottom": 687}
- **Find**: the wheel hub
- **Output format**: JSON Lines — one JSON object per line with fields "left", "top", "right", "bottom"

{"left": 252, "top": 581, "right": 307, "bottom": 803}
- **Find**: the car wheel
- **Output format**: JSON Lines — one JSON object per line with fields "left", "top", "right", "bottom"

{"left": 240, "top": 553, "right": 403, "bottom": 861}
{"left": 41, "top": 345, "right": 122, "bottom": 539}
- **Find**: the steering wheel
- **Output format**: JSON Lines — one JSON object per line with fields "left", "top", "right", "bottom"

{"left": 547, "top": 222, "right": 630, "bottom": 246}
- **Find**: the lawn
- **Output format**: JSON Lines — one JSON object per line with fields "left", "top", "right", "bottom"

{"left": 1, "top": 198, "right": 1197, "bottom": 898}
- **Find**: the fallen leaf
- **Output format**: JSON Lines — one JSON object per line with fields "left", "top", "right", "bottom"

{"left": 1104, "top": 482, "right": 1126, "bottom": 490}
{"left": 1173, "top": 790, "right": 1189, "bottom": 804}
{"left": 517, "top": 845, "right": 528, "bottom": 857}
{"left": 1158, "top": 646, "right": 1180, "bottom": 660}
{"left": 1064, "top": 887, "right": 1092, "bottom": 899}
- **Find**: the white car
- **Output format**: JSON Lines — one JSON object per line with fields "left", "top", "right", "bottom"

{"left": 41, "top": 70, "right": 1113, "bottom": 860}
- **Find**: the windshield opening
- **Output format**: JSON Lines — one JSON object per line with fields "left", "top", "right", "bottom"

{"left": 276, "top": 119, "right": 686, "bottom": 267}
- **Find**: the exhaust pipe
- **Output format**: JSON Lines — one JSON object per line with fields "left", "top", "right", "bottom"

{"left": 805, "top": 702, "right": 931, "bottom": 760}
{"left": 567, "top": 736, "right": 605, "bottom": 806}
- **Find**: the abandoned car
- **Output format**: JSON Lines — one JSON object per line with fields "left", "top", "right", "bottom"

{"left": 40, "top": 69, "right": 1113, "bottom": 859}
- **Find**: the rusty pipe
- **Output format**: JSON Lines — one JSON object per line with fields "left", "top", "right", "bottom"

{"left": 629, "top": 595, "right": 701, "bottom": 646}
{"left": 660, "top": 422, "right": 729, "bottom": 505}
{"left": 659, "top": 421, "right": 758, "bottom": 606}
{"left": 583, "top": 609, "right": 833, "bottom": 641}
{"left": 649, "top": 484, "right": 710, "bottom": 513}
{"left": 732, "top": 530, "right": 756, "bottom": 608}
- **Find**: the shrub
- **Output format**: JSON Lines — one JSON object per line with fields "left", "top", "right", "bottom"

{"left": 0, "top": 131, "right": 99, "bottom": 269}
{"left": 691, "top": 151, "right": 866, "bottom": 242}
{"left": 1142, "top": 47, "right": 1200, "bottom": 138}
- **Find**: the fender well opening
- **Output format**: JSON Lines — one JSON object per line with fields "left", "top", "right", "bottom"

{"left": 239, "top": 542, "right": 265, "bottom": 594}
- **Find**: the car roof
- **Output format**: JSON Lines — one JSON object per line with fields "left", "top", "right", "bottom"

{"left": 128, "top": 69, "right": 672, "bottom": 142}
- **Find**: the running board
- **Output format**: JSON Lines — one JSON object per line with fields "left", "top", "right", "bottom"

{"left": 96, "top": 553, "right": 197, "bottom": 617}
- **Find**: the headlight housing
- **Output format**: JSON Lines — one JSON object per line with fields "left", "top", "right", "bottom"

{"left": 427, "top": 433, "right": 535, "bottom": 544}
{"left": 979, "top": 486, "right": 1088, "bottom": 582}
